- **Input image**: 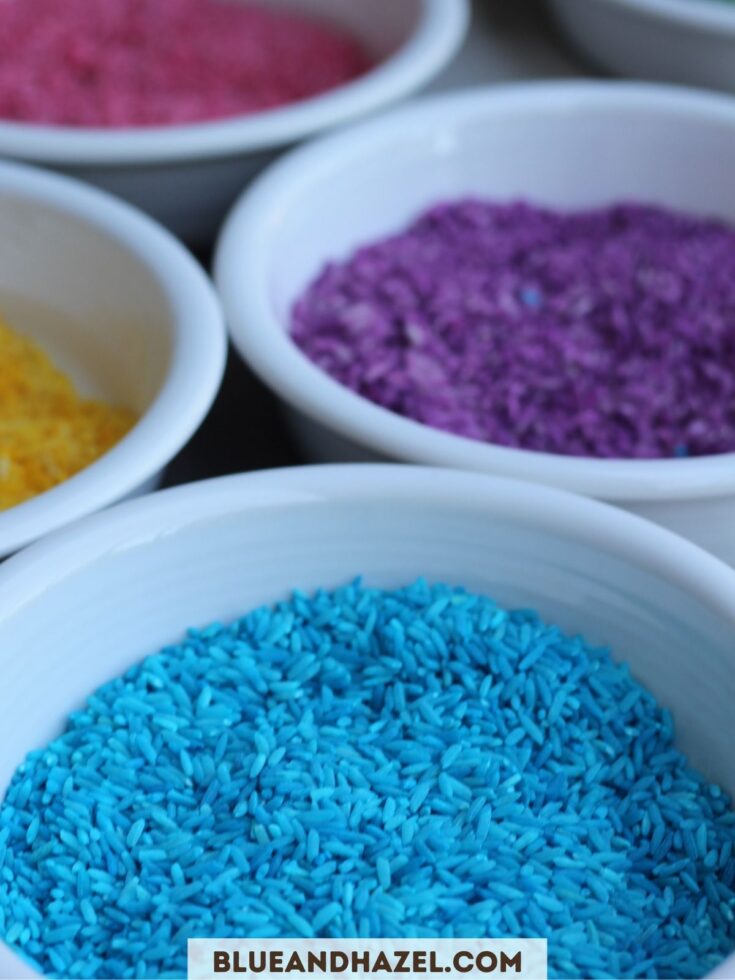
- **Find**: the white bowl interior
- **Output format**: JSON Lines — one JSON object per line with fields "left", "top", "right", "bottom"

{"left": 257, "top": 0, "right": 423, "bottom": 61}
{"left": 0, "top": 0, "right": 468, "bottom": 245}
{"left": 0, "top": 164, "right": 226, "bottom": 560}
{"left": 0, "top": 469, "right": 734, "bottom": 977}
{"left": 0, "top": 190, "right": 173, "bottom": 413}
{"left": 1, "top": 471, "right": 733, "bottom": 796}
{"left": 259, "top": 87, "right": 735, "bottom": 321}
{"left": 217, "top": 84, "right": 735, "bottom": 544}
{"left": 548, "top": 0, "right": 735, "bottom": 94}
{"left": 0, "top": 0, "right": 443, "bottom": 164}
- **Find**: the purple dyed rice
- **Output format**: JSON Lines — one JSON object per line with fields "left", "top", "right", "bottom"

{"left": 291, "top": 200, "right": 735, "bottom": 459}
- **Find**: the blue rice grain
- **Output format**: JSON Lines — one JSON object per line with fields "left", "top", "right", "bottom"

{"left": 0, "top": 579, "right": 733, "bottom": 979}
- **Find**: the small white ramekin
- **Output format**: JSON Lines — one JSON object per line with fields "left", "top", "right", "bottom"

{"left": 215, "top": 80, "right": 735, "bottom": 566}
{"left": 0, "top": 0, "right": 469, "bottom": 243}
{"left": 0, "top": 160, "right": 226, "bottom": 558}
{"left": 0, "top": 464, "right": 733, "bottom": 977}
{"left": 548, "top": 0, "right": 735, "bottom": 93}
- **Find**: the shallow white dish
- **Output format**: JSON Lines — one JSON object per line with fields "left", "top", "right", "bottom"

{"left": 215, "top": 80, "right": 735, "bottom": 566}
{"left": 0, "top": 464, "right": 733, "bottom": 977}
{"left": 0, "top": 160, "right": 225, "bottom": 558}
{"left": 0, "top": 0, "right": 469, "bottom": 243}
{"left": 548, "top": 0, "right": 735, "bottom": 93}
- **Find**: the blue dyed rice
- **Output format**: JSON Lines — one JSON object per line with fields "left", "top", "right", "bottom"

{"left": 1, "top": 579, "right": 734, "bottom": 979}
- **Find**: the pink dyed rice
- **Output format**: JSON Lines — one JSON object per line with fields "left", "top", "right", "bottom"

{"left": 0, "top": 0, "right": 371, "bottom": 128}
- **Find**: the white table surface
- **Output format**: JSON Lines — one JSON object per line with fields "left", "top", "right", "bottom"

{"left": 430, "top": 0, "right": 586, "bottom": 92}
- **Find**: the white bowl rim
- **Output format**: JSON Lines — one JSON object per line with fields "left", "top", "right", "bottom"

{"left": 0, "top": 463, "right": 734, "bottom": 980}
{"left": 0, "top": 0, "right": 469, "bottom": 166}
{"left": 0, "top": 159, "right": 226, "bottom": 557}
{"left": 1, "top": 464, "right": 735, "bottom": 627}
{"left": 215, "top": 79, "right": 735, "bottom": 504}
{"left": 580, "top": 0, "right": 735, "bottom": 34}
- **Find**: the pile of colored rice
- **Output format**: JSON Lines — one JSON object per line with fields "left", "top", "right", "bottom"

{"left": 0, "top": 317, "right": 136, "bottom": 510}
{"left": 292, "top": 200, "right": 735, "bottom": 459}
{"left": 0, "top": 0, "right": 371, "bottom": 127}
{"left": 1, "top": 579, "right": 733, "bottom": 979}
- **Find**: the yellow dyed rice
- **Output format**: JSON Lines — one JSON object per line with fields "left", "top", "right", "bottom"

{"left": 0, "top": 317, "right": 136, "bottom": 510}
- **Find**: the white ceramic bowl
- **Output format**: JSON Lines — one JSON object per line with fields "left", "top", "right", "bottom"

{"left": 0, "top": 0, "right": 469, "bottom": 244}
{"left": 0, "top": 464, "right": 733, "bottom": 978}
{"left": 548, "top": 0, "right": 735, "bottom": 93}
{"left": 0, "top": 160, "right": 226, "bottom": 558}
{"left": 215, "top": 80, "right": 735, "bottom": 566}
